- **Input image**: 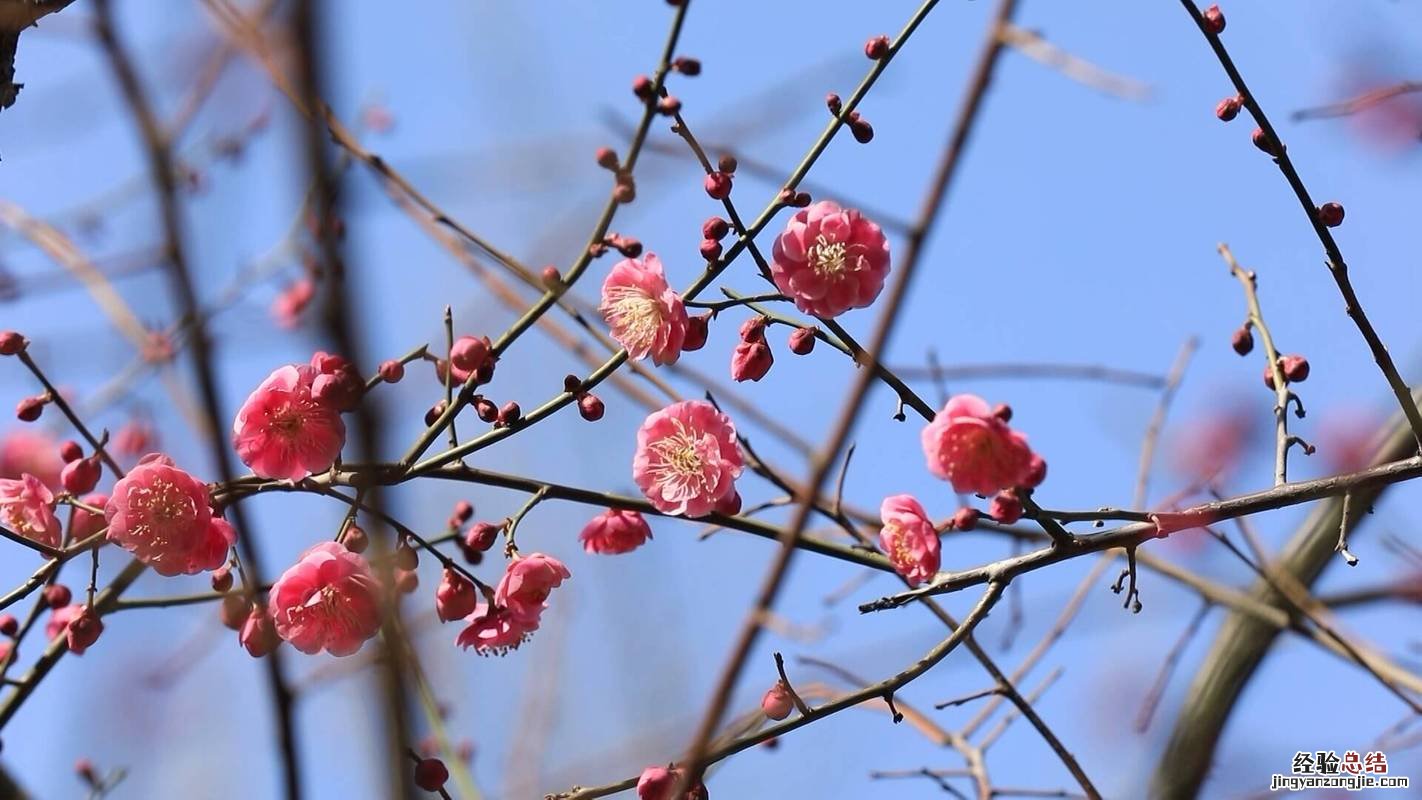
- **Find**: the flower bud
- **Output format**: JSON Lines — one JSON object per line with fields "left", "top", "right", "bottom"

{"left": 563, "top": 374, "right": 583, "bottom": 394}
{"left": 788, "top": 327, "right": 816, "bottom": 355}
{"left": 66, "top": 607, "right": 102, "bottom": 655}
{"left": 731, "top": 340, "right": 773, "bottom": 382}
{"left": 16, "top": 395, "right": 45, "bottom": 423}
{"left": 497, "top": 401, "right": 521, "bottom": 427}
{"left": 59, "top": 440, "right": 82, "bottom": 463}
{"left": 952, "top": 507, "right": 979, "bottom": 531}
{"left": 414, "top": 758, "right": 450, "bottom": 792}
{"left": 464, "top": 522, "right": 500, "bottom": 553}
{"left": 717, "top": 154, "right": 738, "bottom": 174}
{"left": 453, "top": 500, "right": 475, "bottom": 523}
{"left": 1251, "top": 127, "right": 1280, "bottom": 156}
{"left": 210, "top": 567, "right": 234, "bottom": 593}
{"left": 541, "top": 265, "right": 562, "bottom": 289}
{"left": 0, "top": 614, "right": 17, "bottom": 637}
{"left": 0, "top": 331, "right": 26, "bottom": 356}
{"left": 826, "top": 92, "right": 842, "bottom": 116}
{"left": 992, "top": 403, "right": 1012, "bottom": 423}
{"left": 43, "top": 584, "right": 71, "bottom": 609}
{"left": 1318, "top": 202, "right": 1345, "bottom": 228}
{"left": 220, "top": 594, "right": 251, "bottom": 630}
{"left": 738, "top": 315, "right": 767, "bottom": 342}
{"left": 450, "top": 336, "right": 491, "bottom": 382}
{"left": 989, "top": 491, "right": 1024, "bottom": 524}
{"left": 761, "top": 681, "right": 794, "bottom": 720}
{"left": 1263, "top": 365, "right": 1281, "bottom": 390}
{"left": 656, "top": 96, "right": 682, "bottom": 116}
{"left": 394, "top": 540, "right": 418, "bottom": 571}
{"left": 699, "top": 238, "right": 723, "bottom": 261}
{"left": 378, "top": 359, "right": 405, "bottom": 383}
{"left": 240, "top": 604, "right": 280, "bottom": 657}
{"left": 632, "top": 74, "right": 654, "bottom": 100}
{"left": 790, "top": 191, "right": 812, "bottom": 208}
{"left": 595, "top": 147, "right": 619, "bottom": 170}
{"left": 702, "top": 216, "right": 730, "bottom": 241}
{"left": 672, "top": 56, "right": 701, "bottom": 76}
{"left": 475, "top": 397, "right": 498, "bottom": 423}
{"left": 1215, "top": 95, "right": 1242, "bottom": 121}
{"left": 703, "top": 171, "right": 732, "bottom": 199}
{"left": 1022, "top": 454, "right": 1047, "bottom": 489}
{"left": 394, "top": 568, "right": 419, "bottom": 594}
{"left": 849, "top": 114, "right": 874, "bottom": 143}
{"left": 60, "top": 456, "right": 100, "bottom": 495}
{"left": 425, "top": 400, "right": 447, "bottom": 427}
{"left": 1203, "top": 4, "right": 1225, "bottom": 34}
{"left": 1231, "top": 325, "right": 1254, "bottom": 356}
{"left": 864, "top": 34, "right": 890, "bottom": 60}
{"left": 578, "top": 393, "right": 605, "bottom": 421}
{"left": 613, "top": 177, "right": 636, "bottom": 204}
{"left": 683, "top": 313, "right": 710, "bottom": 352}
{"left": 714, "top": 489, "right": 742, "bottom": 517}
{"left": 343, "top": 523, "right": 369, "bottom": 554}
{"left": 1281, "top": 354, "right": 1310, "bottom": 383}
{"left": 435, "top": 568, "right": 478, "bottom": 622}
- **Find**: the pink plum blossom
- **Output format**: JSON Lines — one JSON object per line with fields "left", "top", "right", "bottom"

{"left": 105, "top": 454, "right": 235, "bottom": 576}
{"left": 769, "top": 200, "right": 891, "bottom": 318}
{"left": 579, "top": 508, "right": 652, "bottom": 555}
{"left": 0, "top": 430, "right": 62, "bottom": 489}
{"left": 456, "top": 602, "right": 539, "bottom": 655}
{"left": 920, "top": 394, "right": 1036, "bottom": 496}
{"left": 268, "top": 541, "right": 382, "bottom": 656}
{"left": 599, "top": 254, "right": 689, "bottom": 366}
{"left": 270, "top": 277, "right": 316, "bottom": 329}
{"left": 233, "top": 363, "right": 347, "bottom": 481}
{"left": 0, "top": 474, "right": 60, "bottom": 550}
{"left": 633, "top": 400, "right": 743, "bottom": 518}
{"left": 494, "top": 553, "right": 570, "bottom": 624}
{"left": 879, "top": 494, "right": 940, "bottom": 587}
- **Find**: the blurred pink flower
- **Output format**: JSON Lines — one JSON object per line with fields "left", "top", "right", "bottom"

{"left": 111, "top": 420, "right": 157, "bottom": 461}
{"left": 270, "top": 277, "right": 316, "bottom": 329}
{"left": 0, "top": 429, "right": 62, "bottom": 489}
{"left": 921, "top": 395, "right": 1036, "bottom": 496}
{"left": 0, "top": 474, "right": 60, "bottom": 550}
{"left": 879, "top": 494, "right": 940, "bottom": 587}
{"left": 1169, "top": 402, "right": 1258, "bottom": 484}
{"left": 494, "top": 553, "right": 570, "bottom": 624}
{"left": 269, "top": 541, "right": 382, "bottom": 657}
{"left": 599, "top": 254, "right": 689, "bottom": 366}
{"left": 579, "top": 508, "right": 652, "bottom": 555}
{"left": 105, "top": 454, "right": 234, "bottom": 576}
{"left": 770, "top": 200, "right": 891, "bottom": 318}
{"left": 233, "top": 363, "right": 346, "bottom": 480}
{"left": 70, "top": 493, "right": 108, "bottom": 542}
{"left": 633, "top": 400, "right": 743, "bottom": 517}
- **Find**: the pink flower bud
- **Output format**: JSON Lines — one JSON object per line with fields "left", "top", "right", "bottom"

{"left": 738, "top": 316, "right": 767, "bottom": 342}
{"left": 239, "top": 604, "right": 280, "bottom": 657}
{"left": 16, "top": 395, "right": 45, "bottom": 423}
{"left": 849, "top": 114, "right": 874, "bottom": 143}
{"left": 702, "top": 216, "right": 730, "bottom": 240}
{"left": 683, "top": 313, "right": 710, "bottom": 352}
{"left": 699, "top": 238, "right": 723, "bottom": 261}
{"left": 450, "top": 336, "right": 491, "bottom": 384}
{"left": 0, "top": 331, "right": 26, "bottom": 356}
{"left": 717, "top": 154, "right": 738, "bottom": 174}
{"left": 952, "top": 507, "right": 979, "bottom": 531}
{"left": 714, "top": 488, "right": 742, "bottom": 517}
{"left": 632, "top": 74, "right": 654, "bottom": 100}
{"left": 788, "top": 327, "right": 816, "bottom": 355}
{"left": 541, "top": 265, "right": 562, "bottom": 288}
{"left": 703, "top": 171, "right": 732, "bottom": 199}
{"left": 730, "top": 340, "right": 773, "bottom": 382}
{"left": 453, "top": 500, "right": 474, "bottom": 523}
{"left": 426, "top": 400, "right": 448, "bottom": 427}
{"left": 474, "top": 397, "right": 498, "bottom": 423}
{"left": 672, "top": 56, "right": 701, "bottom": 76}
{"left": 211, "top": 567, "right": 234, "bottom": 593}
{"left": 378, "top": 359, "right": 405, "bottom": 383}
{"left": 66, "top": 607, "right": 102, "bottom": 655}
{"left": 1022, "top": 454, "right": 1048, "bottom": 489}
{"left": 1231, "top": 326, "right": 1254, "bottom": 355}
{"left": 826, "top": 92, "right": 843, "bottom": 116}
{"left": 989, "top": 491, "right": 1023, "bottom": 524}
{"left": 220, "top": 594, "right": 251, "bottom": 630}
{"left": 1318, "top": 202, "right": 1345, "bottom": 227}
{"left": 60, "top": 456, "right": 100, "bottom": 495}
{"left": 1281, "top": 354, "right": 1310, "bottom": 383}
{"left": 435, "top": 568, "right": 478, "bottom": 622}
{"left": 1202, "top": 4, "right": 1225, "bottom": 34}
{"left": 464, "top": 522, "right": 500, "bottom": 553}
{"left": 578, "top": 393, "right": 605, "bottom": 421}
{"left": 497, "top": 401, "right": 521, "bottom": 427}
{"left": 761, "top": 681, "right": 794, "bottom": 720}
{"left": 59, "top": 440, "right": 83, "bottom": 463}
{"left": 0, "top": 614, "right": 17, "bottom": 637}
{"left": 43, "top": 584, "right": 71, "bottom": 609}
{"left": 595, "top": 147, "right": 619, "bottom": 170}
{"left": 1251, "top": 127, "right": 1280, "bottom": 156}
{"left": 414, "top": 758, "right": 449, "bottom": 792}
{"left": 864, "top": 34, "right": 890, "bottom": 60}
{"left": 656, "top": 96, "right": 682, "bottom": 116}
{"left": 1215, "top": 95, "right": 1242, "bottom": 122}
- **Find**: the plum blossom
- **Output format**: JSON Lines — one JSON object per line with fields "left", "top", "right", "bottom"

{"left": 878, "top": 494, "right": 940, "bottom": 587}
{"left": 599, "top": 254, "right": 689, "bottom": 366}
{"left": 769, "top": 200, "right": 891, "bottom": 318}
{"left": 920, "top": 394, "right": 1036, "bottom": 496}
{"left": 495, "top": 553, "right": 570, "bottom": 624}
{"left": 105, "top": 454, "right": 234, "bottom": 576}
{"left": 270, "top": 277, "right": 316, "bottom": 329}
{"left": 233, "top": 362, "right": 346, "bottom": 481}
{"left": 579, "top": 508, "right": 652, "bottom": 555}
{"left": 268, "top": 541, "right": 382, "bottom": 656}
{"left": 0, "top": 429, "right": 62, "bottom": 489}
{"left": 455, "top": 602, "right": 539, "bottom": 655}
{"left": 0, "top": 474, "right": 60, "bottom": 550}
{"left": 633, "top": 400, "right": 743, "bottom": 518}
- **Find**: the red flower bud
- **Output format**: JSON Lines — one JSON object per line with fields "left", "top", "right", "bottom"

{"left": 16, "top": 395, "right": 45, "bottom": 422}
{"left": 1318, "top": 202, "right": 1345, "bottom": 228}
{"left": 1281, "top": 354, "right": 1310, "bottom": 383}
{"left": 43, "top": 585, "right": 71, "bottom": 609}
{"left": 240, "top": 604, "right": 280, "bottom": 657}
{"left": 60, "top": 456, "right": 100, "bottom": 495}
{"left": 541, "top": 265, "right": 562, "bottom": 288}
{"left": 1251, "top": 127, "right": 1280, "bottom": 156}
{"left": 790, "top": 191, "right": 812, "bottom": 208}
{"left": 0, "top": 331, "right": 26, "bottom": 356}
{"left": 714, "top": 489, "right": 742, "bottom": 517}
{"left": 672, "top": 56, "right": 701, "bottom": 76}
{"left": 474, "top": 397, "right": 498, "bottom": 423}
{"left": 864, "top": 34, "right": 890, "bottom": 60}
{"left": 717, "top": 154, "right": 738, "bottom": 174}
{"left": 683, "top": 313, "right": 710, "bottom": 352}
{"left": 210, "top": 567, "right": 233, "bottom": 593}
{"left": 453, "top": 500, "right": 475, "bottom": 523}
{"left": 826, "top": 92, "right": 843, "bottom": 116}
{"left": 1231, "top": 325, "right": 1254, "bottom": 356}
{"left": 578, "top": 393, "right": 605, "bottom": 421}
{"left": 1215, "top": 95, "right": 1242, "bottom": 121}
{"left": 414, "top": 758, "right": 450, "bottom": 792}
{"left": 788, "top": 327, "right": 816, "bottom": 355}
{"left": 731, "top": 340, "right": 773, "bottom": 382}
{"left": 761, "top": 681, "right": 794, "bottom": 720}
{"left": 425, "top": 400, "right": 447, "bottom": 427}
{"left": 220, "top": 594, "right": 251, "bottom": 630}
{"left": 632, "top": 74, "right": 654, "bottom": 100}
{"left": 613, "top": 180, "right": 636, "bottom": 204}
{"left": 595, "top": 147, "right": 619, "bottom": 170}
{"left": 1203, "top": 4, "right": 1226, "bottom": 34}
{"left": 435, "top": 568, "right": 478, "bottom": 622}
{"left": 59, "top": 440, "right": 82, "bottom": 463}
{"left": 849, "top": 115, "right": 874, "bottom": 143}
{"left": 497, "top": 401, "right": 521, "bottom": 427}
{"left": 952, "top": 507, "right": 979, "bottom": 531}
{"left": 0, "top": 614, "right": 17, "bottom": 637}
{"left": 464, "top": 522, "right": 500, "bottom": 553}
{"left": 702, "top": 216, "right": 730, "bottom": 241}
{"left": 699, "top": 238, "right": 723, "bottom": 261}
{"left": 343, "top": 523, "right": 369, "bottom": 554}
{"left": 378, "top": 359, "right": 405, "bottom": 383}
{"left": 656, "top": 96, "right": 682, "bottom": 116}
{"left": 989, "top": 491, "right": 1024, "bottom": 524}
{"left": 66, "top": 607, "right": 103, "bottom": 655}
{"left": 703, "top": 171, "right": 732, "bottom": 199}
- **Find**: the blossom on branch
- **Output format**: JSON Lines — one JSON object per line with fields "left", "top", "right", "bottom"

{"left": 0, "top": 473, "right": 60, "bottom": 550}
{"left": 920, "top": 394, "right": 1038, "bottom": 496}
{"left": 600, "top": 253, "right": 689, "bottom": 366}
{"left": 105, "top": 454, "right": 235, "bottom": 576}
{"left": 233, "top": 362, "right": 347, "bottom": 481}
{"left": 770, "top": 200, "right": 891, "bottom": 319}
{"left": 579, "top": 508, "right": 652, "bottom": 555}
{"left": 633, "top": 400, "right": 743, "bottom": 517}
{"left": 878, "top": 494, "right": 940, "bottom": 586}
{"left": 269, "top": 541, "right": 382, "bottom": 657}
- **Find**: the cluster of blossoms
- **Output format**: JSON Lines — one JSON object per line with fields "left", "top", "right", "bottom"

{"left": 456, "top": 553, "right": 570, "bottom": 655}
{"left": 232, "top": 352, "right": 361, "bottom": 481}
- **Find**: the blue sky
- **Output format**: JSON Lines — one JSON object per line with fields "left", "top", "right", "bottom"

{"left": 2, "top": 1, "right": 1422, "bottom": 797}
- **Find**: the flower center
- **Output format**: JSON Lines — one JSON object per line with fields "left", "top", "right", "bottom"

{"left": 809, "top": 235, "right": 854, "bottom": 277}
{"left": 127, "top": 477, "right": 198, "bottom": 546}
{"left": 649, "top": 424, "right": 705, "bottom": 480}
{"left": 604, "top": 286, "right": 665, "bottom": 349}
